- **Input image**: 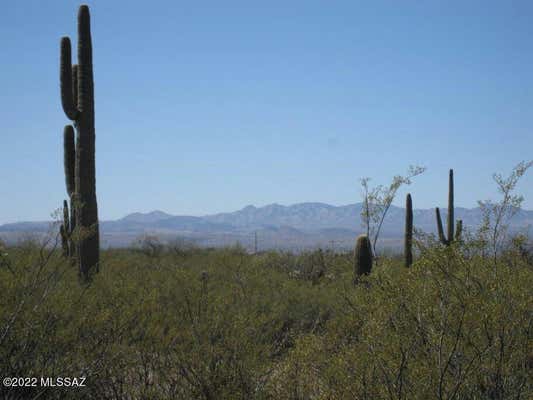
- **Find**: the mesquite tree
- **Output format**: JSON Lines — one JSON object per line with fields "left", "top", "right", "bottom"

{"left": 360, "top": 165, "right": 425, "bottom": 259}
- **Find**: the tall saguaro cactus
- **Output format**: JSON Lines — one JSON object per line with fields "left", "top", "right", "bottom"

{"left": 60, "top": 5, "right": 99, "bottom": 278}
{"left": 404, "top": 193, "right": 413, "bottom": 267}
{"left": 435, "top": 169, "right": 462, "bottom": 246}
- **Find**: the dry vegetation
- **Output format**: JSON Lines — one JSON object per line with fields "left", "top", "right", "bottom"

{"left": 0, "top": 231, "right": 531, "bottom": 399}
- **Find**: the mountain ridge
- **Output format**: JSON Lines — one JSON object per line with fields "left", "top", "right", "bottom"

{"left": 1, "top": 202, "right": 532, "bottom": 250}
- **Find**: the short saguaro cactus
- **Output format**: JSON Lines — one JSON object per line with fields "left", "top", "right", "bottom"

{"left": 435, "top": 169, "right": 462, "bottom": 246}
{"left": 354, "top": 234, "right": 373, "bottom": 283}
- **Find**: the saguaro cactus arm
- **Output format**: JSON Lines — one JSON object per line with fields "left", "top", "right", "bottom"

{"left": 60, "top": 37, "right": 79, "bottom": 120}
{"left": 435, "top": 207, "right": 448, "bottom": 245}
{"left": 61, "top": 200, "right": 70, "bottom": 258}
{"left": 72, "top": 64, "right": 78, "bottom": 109}
{"left": 63, "top": 125, "right": 76, "bottom": 196}
{"left": 63, "top": 200, "right": 70, "bottom": 234}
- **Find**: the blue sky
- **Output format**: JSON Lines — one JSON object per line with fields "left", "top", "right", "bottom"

{"left": 1, "top": 0, "right": 532, "bottom": 223}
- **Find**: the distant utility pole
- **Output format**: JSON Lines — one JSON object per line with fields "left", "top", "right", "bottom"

{"left": 254, "top": 231, "right": 258, "bottom": 254}
{"left": 329, "top": 240, "right": 336, "bottom": 253}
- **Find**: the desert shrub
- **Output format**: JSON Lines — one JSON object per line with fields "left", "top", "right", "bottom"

{"left": 133, "top": 234, "right": 165, "bottom": 259}
{"left": 167, "top": 237, "right": 199, "bottom": 257}
{"left": 267, "top": 244, "right": 532, "bottom": 399}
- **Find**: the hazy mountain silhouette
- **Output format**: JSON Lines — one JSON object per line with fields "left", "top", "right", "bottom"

{"left": 1, "top": 202, "right": 531, "bottom": 250}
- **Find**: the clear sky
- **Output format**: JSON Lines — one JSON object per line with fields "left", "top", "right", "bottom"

{"left": 1, "top": 0, "right": 532, "bottom": 223}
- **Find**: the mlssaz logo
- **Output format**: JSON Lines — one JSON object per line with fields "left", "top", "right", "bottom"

{"left": 41, "top": 377, "right": 86, "bottom": 387}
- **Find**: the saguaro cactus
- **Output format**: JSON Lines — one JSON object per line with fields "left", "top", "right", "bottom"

{"left": 404, "top": 193, "right": 413, "bottom": 267}
{"left": 60, "top": 5, "right": 99, "bottom": 278}
{"left": 435, "top": 169, "right": 462, "bottom": 246}
{"left": 354, "top": 234, "right": 373, "bottom": 282}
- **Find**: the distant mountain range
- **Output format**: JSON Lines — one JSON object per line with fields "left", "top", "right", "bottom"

{"left": 1, "top": 202, "right": 532, "bottom": 251}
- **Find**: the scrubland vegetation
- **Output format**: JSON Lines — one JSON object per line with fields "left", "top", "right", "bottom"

{"left": 0, "top": 229, "right": 531, "bottom": 399}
